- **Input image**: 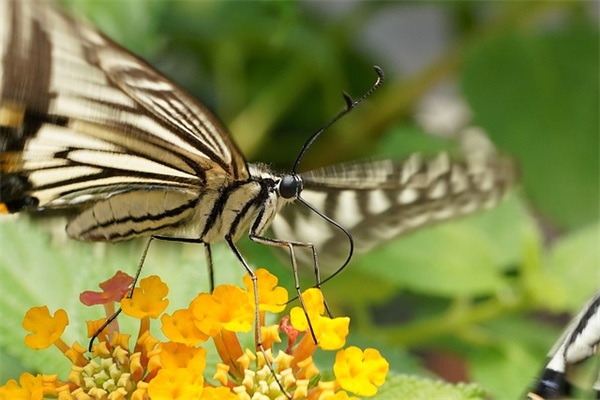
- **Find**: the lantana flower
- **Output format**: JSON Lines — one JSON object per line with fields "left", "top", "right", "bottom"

{"left": 0, "top": 268, "right": 389, "bottom": 399}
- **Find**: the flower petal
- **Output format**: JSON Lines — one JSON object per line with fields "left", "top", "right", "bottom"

{"left": 121, "top": 276, "right": 169, "bottom": 319}
{"left": 22, "top": 307, "right": 68, "bottom": 350}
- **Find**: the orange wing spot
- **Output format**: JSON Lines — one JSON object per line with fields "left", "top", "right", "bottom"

{"left": 526, "top": 393, "right": 545, "bottom": 400}
{"left": 0, "top": 203, "right": 9, "bottom": 214}
{"left": 0, "top": 102, "right": 26, "bottom": 128}
{"left": 0, "top": 151, "right": 24, "bottom": 173}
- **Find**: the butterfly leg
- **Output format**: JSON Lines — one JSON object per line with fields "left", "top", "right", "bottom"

{"left": 250, "top": 233, "right": 333, "bottom": 345}
{"left": 204, "top": 243, "right": 215, "bottom": 292}
{"left": 225, "top": 236, "right": 292, "bottom": 399}
{"left": 151, "top": 235, "right": 217, "bottom": 291}
{"left": 152, "top": 235, "right": 269, "bottom": 352}
{"left": 89, "top": 236, "right": 155, "bottom": 350}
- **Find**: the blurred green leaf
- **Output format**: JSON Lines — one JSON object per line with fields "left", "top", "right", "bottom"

{"left": 462, "top": 24, "right": 599, "bottom": 229}
{"left": 375, "top": 373, "right": 486, "bottom": 399}
{"left": 352, "top": 195, "right": 529, "bottom": 297}
{"left": 465, "top": 316, "right": 560, "bottom": 399}
{"left": 0, "top": 218, "right": 240, "bottom": 379}
{"left": 542, "top": 223, "right": 599, "bottom": 311}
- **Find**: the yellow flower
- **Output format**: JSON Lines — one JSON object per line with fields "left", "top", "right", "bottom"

{"left": 191, "top": 285, "right": 254, "bottom": 335}
{"left": 0, "top": 373, "right": 43, "bottom": 400}
{"left": 22, "top": 306, "right": 68, "bottom": 351}
{"left": 290, "top": 288, "right": 350, "bottom": 351}
{"left": 334, "top": 346, "right": 389, "bottom": 397}
{"left": 243, "top": 268, "right": 288, "bottom": 313}
{"left": 2, "top": 269, "right": 389, "bottom": 399}
{"left": 161, "top": 308, "right": 209, "bottom": 346}
{"left": 292, "top": 288, "right": 325, "bottom": 321}
{"left": 311, "top": 315, "right": 350, "bottom": 351}
{"left": 121, "top": 275, "right": 169, "bottom": 319}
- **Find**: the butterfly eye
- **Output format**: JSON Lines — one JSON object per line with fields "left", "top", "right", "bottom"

{"left": 278, "top": 175, "right": 302, "bottom": 199}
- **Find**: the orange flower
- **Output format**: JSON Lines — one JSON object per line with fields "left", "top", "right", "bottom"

{"left": 190, "top": 285, "right": 254, "bottom": 335}
{"left": 161, "top": 308, "right": 209, "bottom": 346}
{"left": 147, "top": 368, "right": 204, "bottom": 400}
{"left": 159, "top": 342, "right": 207, "bottom": 372}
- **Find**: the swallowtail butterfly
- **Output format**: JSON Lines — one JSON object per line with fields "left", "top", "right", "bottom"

{"left": 0, "top": 2, "right": 515, "bottom": 305}
{"left": 527, "top": 290, "right": 600, "bottom": 399}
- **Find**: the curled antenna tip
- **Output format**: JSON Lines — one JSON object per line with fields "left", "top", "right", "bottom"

{"left": 373, "top": 65, "right": 385, "bottom": 83}
{"left": 342, "top": 92, "right": 353, "bottom": 109}
{"left": 291, "top": 65, "right": 385, "bottom": 173}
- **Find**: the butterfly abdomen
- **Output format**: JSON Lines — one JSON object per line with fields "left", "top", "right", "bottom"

{"left": 65, "top": 188, "right": 201, "bottom": 242}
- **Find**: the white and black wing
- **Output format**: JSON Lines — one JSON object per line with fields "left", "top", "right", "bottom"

{"left": 271, "top": 150, "right": 516, "bottom": 264}
{"left": 528, "top": 290, "right": 600, "bottom": 399}
{"left": 0, "top": 1, "right": 248, "bottom": 239}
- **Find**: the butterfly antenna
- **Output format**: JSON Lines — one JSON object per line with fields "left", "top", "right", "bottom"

{"left": 291, "top": 66, "right": 385, "bottom": 291}
{"left": 291, "top": 66, "right": 385, "bottom": 174}
{"left": 296, "top": 196, "right": 355, "bottom": 285}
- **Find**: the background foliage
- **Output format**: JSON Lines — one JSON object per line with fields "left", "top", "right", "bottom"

{"left": 0, "top": 1, "right": 598, "bottom": 398}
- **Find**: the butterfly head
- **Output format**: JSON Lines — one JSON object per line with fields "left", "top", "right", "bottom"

{"left": 278, "top": 174, "right": 303, "bottom": 199}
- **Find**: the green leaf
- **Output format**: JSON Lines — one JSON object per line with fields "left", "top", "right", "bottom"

{"left": 529, "top": 223, "right": 600, "bottom": 311}
{"left": 0, "top": 217, "right": 242, "bottom": 378}
{"left": 462, "top": 25, "right": 599, "bottom": 230}
{"left": 352, "top": 195, "right": 530, "bottom": 297}
{"left": 465, "top": 316, "right": 560, "bottom": 399}
{"left": 375, "top": 373, "right": 486, "bottom": 399}
{"left": 469, "top": 343, "right": 542, "bottom": 399}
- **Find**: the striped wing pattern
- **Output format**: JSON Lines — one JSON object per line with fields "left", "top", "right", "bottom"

{"left": 528, "top": 290, "right": 600, "bottom": 399}
{"left": 271, "top": 152, "right": 516, "bottom": 263}
{"left": 0, "top": 1, "right": 247, "bottom": 218}
{"left": 1, "top": 2, "right": 517, "bottom": 260}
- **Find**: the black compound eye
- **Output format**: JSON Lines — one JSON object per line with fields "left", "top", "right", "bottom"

{"left": 279, "top": 175, "right": 302, "bottom": 199}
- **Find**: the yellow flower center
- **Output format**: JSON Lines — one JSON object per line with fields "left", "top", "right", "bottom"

{"left": 233, "top": 349, "right": 304, "bottom": 400}
{"left": 71, "top": 346, "right": 137, "bottom": 397}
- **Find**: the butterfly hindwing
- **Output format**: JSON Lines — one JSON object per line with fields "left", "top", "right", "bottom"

{"left": 0, "top": 1, "right": 247, "bottom": 218}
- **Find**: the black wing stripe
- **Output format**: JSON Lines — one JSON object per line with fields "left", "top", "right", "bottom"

{"left": 528, "top": 291, "right": 600, "bottom": 399}
{"left": 1, "top": 1, "right": 250, "bottom": 213}
{"left": 563, "top": 291, "right": 600, "bottom": 364}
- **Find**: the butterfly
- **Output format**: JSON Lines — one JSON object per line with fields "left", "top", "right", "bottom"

{"left": 527, "top": 290, "right": 600, "bottom": 399}
{"left": 0, "top": 1, "right": 516, "bottom": 315}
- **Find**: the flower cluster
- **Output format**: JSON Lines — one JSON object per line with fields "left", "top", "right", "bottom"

{"left": 0, "top": 268, "right": 388, "bottom": 399}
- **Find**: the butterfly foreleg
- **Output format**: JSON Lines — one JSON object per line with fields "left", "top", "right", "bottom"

{"left": 89, "top": 236, "right": 155, "bottom": 351}
{"left": 224, "top": 235, "right": 292, "bottom": 399}
{"left": 152, "top": 236, "right": 215, "bottom": 291}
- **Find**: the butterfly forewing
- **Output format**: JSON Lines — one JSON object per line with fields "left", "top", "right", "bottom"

{"left": 271, "top": 151, "right": 516, "bottom": 264}
{"left": 0, "top": 1, "right": 247, "bottom": 218}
